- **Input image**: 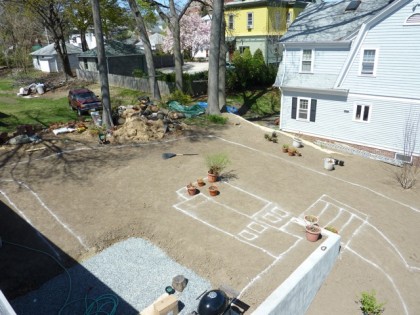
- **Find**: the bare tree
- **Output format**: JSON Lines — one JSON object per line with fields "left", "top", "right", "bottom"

{"left": 395, "top": 112, "right": 420, "bottom": 189}
{"left": 0, "top": 2, "right": 40, "bottom": 71}
{"left": 127, "top": 0, "right": 161, "bottom": 101}
{"left": 207, "top": 0, "right": 222, "bottom": 114}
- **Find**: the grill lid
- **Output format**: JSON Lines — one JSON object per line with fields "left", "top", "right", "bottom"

{"left": 198, "top": 290, "right": 229, "bottom": 315}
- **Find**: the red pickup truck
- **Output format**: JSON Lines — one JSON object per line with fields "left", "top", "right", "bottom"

{"left": 68, "top": 88, "right": 102, "bottom": 116}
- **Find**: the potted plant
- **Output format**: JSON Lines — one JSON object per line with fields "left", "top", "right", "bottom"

{"left": 187, "top": 183, "right": 197, "bottom": 196}
{"left": 305, "top": 224, "right": 321, "bottom": 242}
{"left": 282, "top": 144, "right": 289, "bottom": 153}
{"left": 208, "top": 185, "right": 219, "bottom": 196}
{"left": 205, "top": 153, "right": 230, "bottom": 183}
{"left": 197, "top": 178, "right": 205, "bottom": 187}
{"left": 304, "top": 214, "right": 319, "bottom": 226}
{"left": 357, "top": 290, "right": 385, "bottom": 315}
{"left": 288, "top": 147, "right": 297, "bottom": 156}
{"left": 324, "top": 225, "right": 339, "bottom": 234}
{"left": 304, "top": 214, "right": 321, "bottom": 242}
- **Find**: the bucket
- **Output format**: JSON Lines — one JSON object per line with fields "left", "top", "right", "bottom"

{"left": 36, "top": 84, "right": 44, "bottom": 95}
{"left": 324, "top": 158, "right": 335, "bottom": 171}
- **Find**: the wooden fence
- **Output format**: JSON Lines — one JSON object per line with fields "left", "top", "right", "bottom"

{"left": 76, "top": 69, "right": 174, "bottom": 96}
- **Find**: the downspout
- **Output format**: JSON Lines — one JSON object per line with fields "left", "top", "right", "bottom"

{"left": 279, "top": 43, "right": 287, "bottom": 130}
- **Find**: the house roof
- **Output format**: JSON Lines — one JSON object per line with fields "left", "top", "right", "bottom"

{"left": 281, "top": 0, "right": 391, "bottom": 43}
{"left": 78, "top": 40, "right": 143, "bottom": 58}
{"left": 135, "top": 33, "right": 165, "bottom": 47}
{"left": 30, "top": 43, "right": 83, "bottom": 56}
{"left": 225, "top": 0, "right": 309, "bottom": 9}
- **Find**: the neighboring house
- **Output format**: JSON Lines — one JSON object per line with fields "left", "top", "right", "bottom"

{"left": 135, "top": 33, "right": 165, "bottom": 51}
{"left": 30, "top": 43, "right": 82, "bottom": 73}
{"left": 78, "top": 40, "right": 146, "bottom": 76}
{"left": 275, "top": 0, "right": 420, "bottom": 160}
{"left": 69, "top": 31, "right": 97, "bottom": 50}
{"left": 224, "top": 0, "right": 310, "bottom": 64}
{"left": 193, "top": 14, "right": 211, "bottom": 60}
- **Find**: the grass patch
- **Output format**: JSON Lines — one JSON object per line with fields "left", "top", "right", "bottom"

{"left": 0, "top": 80, "right": 14, "bottom": 92}
{"left": 226, "top": 88, "right": 280, "bottom": 117}
{"left": 0, "top": 83, "right": 76, "bottom": 133}
{"left": 184, "top": 114, "right": 228, "bottom": 128}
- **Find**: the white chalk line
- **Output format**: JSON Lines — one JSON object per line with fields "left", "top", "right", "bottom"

{"left": 0, "top": 179, "right": 88, "bottom": 250}
{"left": 7, "top": 135, "right": 419, "bottom": 213}
{"left": 345, "top": 246, "right": 409, "bottom": 315}
{"left": 0, "top": 189, "right": 61, "bottom": 258}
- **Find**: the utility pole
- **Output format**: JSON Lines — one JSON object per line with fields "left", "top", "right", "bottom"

{"left": 91, "top": 0, "right": 113, "bottom": 128}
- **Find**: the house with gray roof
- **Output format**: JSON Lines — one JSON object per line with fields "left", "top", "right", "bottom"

{"left": 275, "top": 0, "right": 420, "bottom": 161}
{"left": 78, "top": 40, "right": 147, "bottom": 77}
{"left": 30, "top": 43, "right": 82, "bottom": 73}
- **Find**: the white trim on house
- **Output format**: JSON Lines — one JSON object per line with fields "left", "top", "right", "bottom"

{"left": 281, "top": 86, "right": 349, "bottom": 97}
{"left": 284, "top": 41, "right": 351, "bottom": 49}
{"left": 349, "top": 92, "right": 420, "bottom": 104}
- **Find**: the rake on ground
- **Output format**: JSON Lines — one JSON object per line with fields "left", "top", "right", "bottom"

{"left": 162, "top": 152, "right": 198, "bottom": 159}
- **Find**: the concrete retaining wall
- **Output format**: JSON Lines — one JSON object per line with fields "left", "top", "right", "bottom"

{"left": 252, "top": 231, "right": 341, "bottom": 315}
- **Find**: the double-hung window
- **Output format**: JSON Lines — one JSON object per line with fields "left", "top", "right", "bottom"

{"left": 360, "top": 49, "right": 377, "bottom": 75}
{"left": 301, "top": 49, "right": 313, "bottom": 73}
{"left": 291, "top": 97, "right": 317, "bottom": 122}
{"left": 228, "top": 14, "right": 234, "bottom": 30}
{"left": 247, "top": 12, "right": 254, "bottom": 29}
{"left": 353, "top": 103, "right": 371, "bottom": 122}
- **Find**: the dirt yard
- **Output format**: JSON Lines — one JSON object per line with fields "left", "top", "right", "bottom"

{"left": 0, "top": 113, "right": 419, "bottom": 314}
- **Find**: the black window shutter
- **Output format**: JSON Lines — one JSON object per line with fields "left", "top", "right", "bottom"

{"left": 291, "top": 97, "right": 297, "bottom": 119}
{"left": 310, "top": 99, "right": 317, "bottom": 122}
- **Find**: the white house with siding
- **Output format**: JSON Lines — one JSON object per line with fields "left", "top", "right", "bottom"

{"left": 275, "top": 0, "right": 420, "bottom": 161}
{"left": 30, "top": 43, "right": 82, "bottom": 73}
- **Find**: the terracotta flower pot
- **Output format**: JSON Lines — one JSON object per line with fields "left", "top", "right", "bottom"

{"left": 208, "top": 185, "right": 218, "bottom": 196}
{"left": 187, "top": 184, "right": 197, "bottom": 196}
{"left": 305, "top": 225, "right": 321, "bottom": 242}
{"left": 197, "top": 178, "right": 205, "bottom": 187}
{"left": 208, "top": 172, "right": 218, "bottom": 183}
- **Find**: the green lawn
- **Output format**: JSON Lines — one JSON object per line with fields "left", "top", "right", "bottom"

{"left": 0, "top": 81, "right": 76, "bottom": 133}
{"left": 0, "top": 75, "right": 280, "bottom": 133}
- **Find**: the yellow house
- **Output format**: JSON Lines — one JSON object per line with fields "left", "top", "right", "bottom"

{"left": 225, "top": 0, "right": 309, "bottom": 64}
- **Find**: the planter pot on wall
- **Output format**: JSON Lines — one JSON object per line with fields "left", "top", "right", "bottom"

{"left": 305, "top": 225, "right": 321, "bottom": 242}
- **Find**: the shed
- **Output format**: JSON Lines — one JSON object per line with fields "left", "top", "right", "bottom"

{"left": 30, "top": 43, "right": 82, "bottom": 73}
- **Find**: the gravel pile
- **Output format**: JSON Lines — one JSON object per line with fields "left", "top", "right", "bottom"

{"left": 12, "top": 238, "right": 211, "bottom": 315}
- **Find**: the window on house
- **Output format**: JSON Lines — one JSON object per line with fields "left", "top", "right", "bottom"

{"left": 361, "top": 49, "right": 376, "bottom": 75}
{"left": 83, "top": 58, "right": 88, "bottom": 69}
{"left": 286, "top": 12, "right": 291, "bottom": 27}
{"left": 353, "top": 103, "right": 371, "bottom": 122}
{"left": 274, "top": 12, "right": 281, "bottom": 31}
{"left": 247, "top": 12, "right": 254, "bottom": 29}
{"left": 291, "top": 97, "right": 317, "bottom": 122}
{"left": 301, "top": 49, "right": 313, "bottom": 72}
{"left": 228, "top": 14, "right": 234, "bottom": 30}
{"left": 406, "top": 13, "right": 420, "bottom": 24}
{"left": 298, "top": 98, "right": 309, "bottom": 120}
{"left": 239, "top": 46, "right": 250, "bottom": 54}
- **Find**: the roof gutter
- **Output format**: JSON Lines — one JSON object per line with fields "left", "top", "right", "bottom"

{"left": 281, "top": 86, "right": 349, "bottom": 97}
{"left": 282, "top": 41, "right": 352, "bottom": 49}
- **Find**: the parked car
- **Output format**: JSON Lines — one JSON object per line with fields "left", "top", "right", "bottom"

{"left": 68, "top": 88, "right": 102, "bottom": 116}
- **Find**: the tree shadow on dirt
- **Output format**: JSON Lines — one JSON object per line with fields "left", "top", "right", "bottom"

{"left": 0, "top": 199, "right": 138, "bottom": 315}
{"left": 236, "top": 89, "right": 269, "bottom": 117}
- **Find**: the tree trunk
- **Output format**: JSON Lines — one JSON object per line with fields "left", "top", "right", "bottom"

{"left": 80, "top": 28, "right": 89, "bottom": 51}
{"left": 170, "top": 0, "right": 183, "bottom": 91}
{"left": 207, "top": 0, "right": 222, "bottom": 115}
{"left": 91, "top": 0, "right": 113, "bottom": 129}
{"left": 127, "top": 0, "right": 161, "bottom": 101}
{"left": 218, "top": 17, "right": 227, "bottom": 110}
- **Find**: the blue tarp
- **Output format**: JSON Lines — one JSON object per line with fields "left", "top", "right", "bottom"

{"left": 168, "top": 101, "right": 206, "bottom": 118}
